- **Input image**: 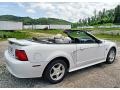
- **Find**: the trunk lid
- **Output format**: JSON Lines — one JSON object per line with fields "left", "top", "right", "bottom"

{"left": 7, "top": 38, "right": 38, "bottom": 58}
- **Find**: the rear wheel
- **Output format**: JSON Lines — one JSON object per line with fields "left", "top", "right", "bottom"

{"left": 106, "top": 48, "right": 116, "bottom": 64}
{"left": 43, "top": 59, "right": 68, "bottom": 84}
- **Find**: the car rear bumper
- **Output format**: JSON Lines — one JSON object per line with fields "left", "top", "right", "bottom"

{"left": 4, "top": 50, "right": 48, "bottom": 78}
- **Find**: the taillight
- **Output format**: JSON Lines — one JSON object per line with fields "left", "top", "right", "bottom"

{"left": 15, "top": 49, "right": 28, "bottom": 61}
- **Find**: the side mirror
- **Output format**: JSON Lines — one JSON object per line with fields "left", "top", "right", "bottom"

{"left": 96, "top": 40, "right": 102, "bottom": 44}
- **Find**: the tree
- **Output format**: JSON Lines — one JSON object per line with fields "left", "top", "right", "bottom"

{"left": 87, "top": 17, "right": 91, "bottom": 25}
{"left": 113, "top": 5, "right": 120, "bottom": 24}
{"left": 75, "top": 7, "right": 115, "bottom": 26}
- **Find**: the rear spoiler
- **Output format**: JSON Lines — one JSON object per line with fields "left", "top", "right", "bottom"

{"left": 8, "top": 38, "right": 31, "bottom": 46}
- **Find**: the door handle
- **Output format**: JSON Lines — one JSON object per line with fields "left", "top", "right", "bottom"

{"left": 79, "top": 48, "right": 85, "bottom": 50}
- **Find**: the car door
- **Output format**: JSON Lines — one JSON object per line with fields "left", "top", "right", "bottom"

{"left": 76, "top": 31, "right": 105, "bottom": 67}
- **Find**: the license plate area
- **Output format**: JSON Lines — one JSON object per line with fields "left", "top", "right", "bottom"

{"left": 8, "top": 45, "right": 15, "bottom": 57}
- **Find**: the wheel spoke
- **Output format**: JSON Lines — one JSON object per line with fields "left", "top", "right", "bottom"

{"left": 56, "top": 74, "right": 60, "bottom": 79}
{"left": 57, "top": 64, "right": 62, "bottom": 71}
{"left": 52, "top": 66, "right": 57, "bottom": 71}
{"left": 51, "top": 73, "right": 56, "bottom": 77}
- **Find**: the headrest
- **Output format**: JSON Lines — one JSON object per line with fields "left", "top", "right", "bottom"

{"left": 54, "top": 34, "right": 63, "bottom": 39}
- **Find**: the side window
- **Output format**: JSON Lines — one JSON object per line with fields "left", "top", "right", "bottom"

{"left": 77, "top": 32, "right": 96, "bottom": 44}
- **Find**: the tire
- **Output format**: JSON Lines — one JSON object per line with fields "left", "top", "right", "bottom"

{"left": 43, "top": 59, "right": 68, "bottom": 84}
{"left": 106, "top": 48, "right": 116, "bottom": 64}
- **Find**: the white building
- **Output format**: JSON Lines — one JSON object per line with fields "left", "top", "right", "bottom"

{"left": 23, "top": 24, "right": 71, "bottom": 30}
{"left": 98, "top": 25, "right": 120, "bottom": 28}
{"left": 0, "top": 21, "right": 23, "bottom": 30}
{"left": 33, "top": 25, "right": 49, "bottom": 29}
{"left": 23, "top": 25, "right": 33, "bottom": 29}
{"left": 49, "top": 25, "right": 71, "bottom": 29}
{"left": 77, "top": 26, "right": 94, "bottom": 29}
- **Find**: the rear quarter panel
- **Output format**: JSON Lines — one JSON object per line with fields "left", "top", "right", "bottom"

{"left": 22, "top": 44, "right": 77, "bottom": 70}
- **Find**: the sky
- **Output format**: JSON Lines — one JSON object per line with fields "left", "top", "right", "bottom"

{"left": 0, "top": 2, "right": 120, "bottom": 22}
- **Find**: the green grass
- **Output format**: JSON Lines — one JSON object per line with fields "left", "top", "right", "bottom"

{"left": 0, "top": 38, "right": 5, "bottom": 41}
{"left": 0, "top": 30, "right": 65, "bottom": 41}
{"left": 73, "top": 27, "right": 120, "bottom": 31}
{"left": 24, "top": 29, "right": 64, "bottom": 34}
{"left": 94, "top": 33, "right": 120, "bottom": 41}
{"left": 93, "top": 23, "right": 114, "bottom": 26}
{"left": 0, "top": 29, "right": 120, "bottom": 42}
{"left": 0, "top": 31, "right": 31, "bottom": 39}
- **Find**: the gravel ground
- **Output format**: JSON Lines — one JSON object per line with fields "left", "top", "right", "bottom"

{"left": 0, "top": 41, "right": 120, "bottom": 88}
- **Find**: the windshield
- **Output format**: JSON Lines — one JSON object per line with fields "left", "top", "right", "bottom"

{"left": 64, "top": 30, "right": 89, "bottom": 38}
{"left": 64, "top": 30, "right": 101, "bottom": 43}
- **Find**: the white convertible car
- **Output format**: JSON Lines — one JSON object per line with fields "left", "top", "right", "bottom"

{"left": 4, "top": 30, "right": 117, "bottom": 84}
